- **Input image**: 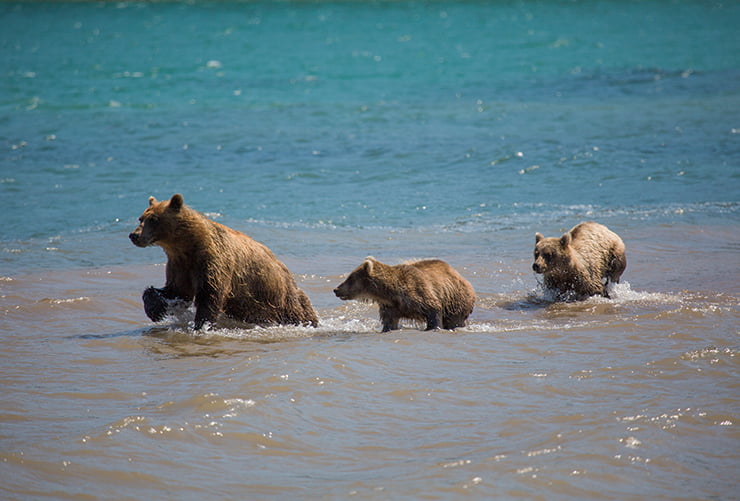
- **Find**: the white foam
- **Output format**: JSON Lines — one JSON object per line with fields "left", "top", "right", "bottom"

{"left": 147, "top": 280, "right": 688, "bottom": 341}
{"left": 527, "top": 280, "right": 681, "bottom": 306}
{"left": 46, "top": 296, "right": 91, "bottom": 305}
{"left": 153, "top": 308, "right": 381, "bottom": 342}
{"left": 606, "top": 281, "right": 678, "bottom": 303}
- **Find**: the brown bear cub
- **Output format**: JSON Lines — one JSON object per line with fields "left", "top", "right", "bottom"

{"left": 129, "top": 194, "right": 318, "bottom": 329}
{"left": 533, "top": 221, "right": 626, "bottom": 300}
{"left": 334, "top": 257, "right": 475, "bottom": 332}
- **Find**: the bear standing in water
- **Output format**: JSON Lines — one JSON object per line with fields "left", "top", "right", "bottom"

{"left": 532, "top": 221, "right": 626, "bottom": 300}
{"left": 334, "top": 257, "right": 475, "bottom": 332}
{"left": 129, "top": 194, "right": 318, "bottom": 329}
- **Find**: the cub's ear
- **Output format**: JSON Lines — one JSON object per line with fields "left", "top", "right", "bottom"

{"left": 169, "top": 193, "right": 184, "bottom": 211}
{"left": 535, "top": 232, "right": 544, "bottom": 243}
{"left": 560, "top": 233, "right": 571, "bottom": 248}
{"left": 363, "top": 256, "right": 375, "bottom": 274}
{"left": 148, "top": 196, "right": 157, "bottom": 206}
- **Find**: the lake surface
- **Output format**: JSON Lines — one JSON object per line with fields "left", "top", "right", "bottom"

{"left": 1, "top": 1, "right": 738, "bottom": 499}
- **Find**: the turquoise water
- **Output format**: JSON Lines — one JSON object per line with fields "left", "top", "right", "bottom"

{"left": 1, "top": 2, "right": 739, "bottom": 500}
{"left": 1, "top": 0, "right": 738, "bottom": 272}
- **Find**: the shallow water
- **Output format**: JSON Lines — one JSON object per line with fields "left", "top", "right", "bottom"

{"left": 2, "top": 223, "right": 738, "bottom": 499}
{"left": 1, "top": 0, "right": 739, "bottom": 499}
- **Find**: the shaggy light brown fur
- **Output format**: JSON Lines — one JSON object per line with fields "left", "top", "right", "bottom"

{"left": 533, "top": 221, "right": 626, "bottom": 300}
{"left": 334, "top": 257, "right": 475, "bottom": 332}
{"left": 129, "top": 194, "right": 318, "bottom": 329}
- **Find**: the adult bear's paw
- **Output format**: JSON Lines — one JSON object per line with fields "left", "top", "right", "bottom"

{"left": 142, "top": 287, "right": 169, "bottom": 322}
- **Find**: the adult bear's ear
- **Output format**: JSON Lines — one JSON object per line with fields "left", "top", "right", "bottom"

{"left": 535, "top": 232, "right": 544, "bottom": 243}
{"left": 560, "top": 233, "right": 571, "bottom": 248}
{"left": 169, "top": 193, "right": 184, "bottom": 211}
{"left": 148, "top": 196, "right": 157, "bottom": 206}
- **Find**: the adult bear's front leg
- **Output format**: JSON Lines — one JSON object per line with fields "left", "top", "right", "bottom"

{"left": 192, "top": 285, "right": 223, "bottom": 330}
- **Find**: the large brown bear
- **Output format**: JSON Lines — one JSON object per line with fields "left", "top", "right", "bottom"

{"left": 129, "top": 194, "right": 318, "bottom": 329}
{"left": 532, "top": 221, "right": 626, "bottom": 300}
{"left": 333, "top": 257, "right": 475, "bottom": 332}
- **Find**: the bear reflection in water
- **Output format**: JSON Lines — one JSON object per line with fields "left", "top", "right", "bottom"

{"left": 129, "top": 194, "right": 318, "bottom": 330}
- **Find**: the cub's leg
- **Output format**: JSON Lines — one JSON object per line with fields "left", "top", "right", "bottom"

{"left": 379, "top": 305, "right": 400, "bottom": 332}
{"left": 442, "top": 314, "right": 465, "bottom": 330}
{"left": 424, "top": 311, "right": 442, "bottom": 331}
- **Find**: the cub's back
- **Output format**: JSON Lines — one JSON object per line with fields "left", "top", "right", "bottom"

{"left": 408, "top": 259, "right": 474, "bottom": 294}
{"left": 409, "top": 259, "right": 454, "bottom": 274}
{"left": 570, "top": 222, "right": 623, "bottom": 254}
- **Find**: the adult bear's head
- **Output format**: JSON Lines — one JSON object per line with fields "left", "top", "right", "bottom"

{"left": 129, "top": 193, "right": 185, "bottom": 248}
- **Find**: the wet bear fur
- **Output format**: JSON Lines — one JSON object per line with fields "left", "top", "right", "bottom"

{"left": 334, "top": 257, "right": 475, "bottom": 332}
{"left": 129, "top": 194, "right": 318, "bottom": 329}
{"left": 533, "top": 221, "right": 626, "bottom": 300}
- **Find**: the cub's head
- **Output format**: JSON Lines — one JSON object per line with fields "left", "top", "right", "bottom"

{"left": 532, "top": 232, "right": 572, "bottom": 274}
{"left": 333, "top": 257, "right": 379, "bottom": 301}
{"left": 129, "top": 193, "right": 185, "bottom": 248}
